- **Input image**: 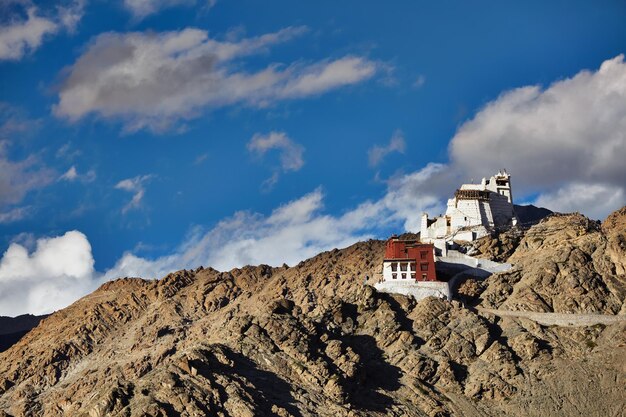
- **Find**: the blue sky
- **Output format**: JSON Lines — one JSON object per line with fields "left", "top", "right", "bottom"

{"left": 1, "top": 0, "right": 626, "bottom": 315}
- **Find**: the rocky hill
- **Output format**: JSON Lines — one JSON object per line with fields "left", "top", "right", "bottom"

{"left": 0, "top": 208, "right": 625, "bottom": 417}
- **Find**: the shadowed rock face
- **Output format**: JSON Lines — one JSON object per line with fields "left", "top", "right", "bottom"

{"left": 0, "top": 315, "right": 48, "bottom": 353}
{"left": 0, "top": 209, "right": 625, "bottom": 417}
{"left": 513, "top": 204, "right": 553, "bottom": 226}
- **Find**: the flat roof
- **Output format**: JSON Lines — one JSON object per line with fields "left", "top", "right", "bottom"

{"left": 384, "top": 258, "right": 420, "bottom": 262}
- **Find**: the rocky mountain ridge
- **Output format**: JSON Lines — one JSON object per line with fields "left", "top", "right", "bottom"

{"left": 0, "top": 208, "right": 625, "bottom": 416}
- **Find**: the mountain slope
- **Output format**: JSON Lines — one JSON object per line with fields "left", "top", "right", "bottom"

{"left": 0, "top": 210, "right": 625, "bottom": 417}
{"left": 474, "top": 212, "right": 626, "bottom": 314}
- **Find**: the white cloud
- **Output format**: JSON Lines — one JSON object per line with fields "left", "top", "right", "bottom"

{"left": 59, "top": 166, "right": 78, "bottom": 181}
{"left": 368, "top": 129, "right": 406, "bottom": 167}
{"left": 0, "top": 231, "right": 100, "bottom": 316}
{"left": 0, "top": 162, "right": 445, "bottom": 315}
{"left": 247, "top": 131, "right": 305, "bottom": 191}
{"left": 104, "top": 163, "right": 445, "bottom": 279}
{"left": 0, "top": 2, "right": 84, "bottom": 61}
{"left": 55, "top": 142, "right": 81, "bottom": 160}
{"left": 59, "top": 165, "right": 96, "bottom": 183}
{"left": 57, "top": 0, "right": 85, "bottom": 33}
{"left": 413, "top": 74, "right": 426, "bottom": 88}
{"left": 248, "top": 131, "right": 305, "bottom": 172}
{"left": 0, "top": 7, "right": 56, "bottom": 61}
{"left": 0, "top": 141, "right": 53, "bottom": 207}
{"left": 7, "top": 55, "right": 626, "bottom": 317}
{"left": 123, "top": 0, "right": 215, "bottom": 20}
{"left": 448, "top": 55, "right": 626, "bottom": 218}
{"left": 534, "top": 183, "right": 625, "bottom": 220}
{"left": 0, "top": 102, "right": 39, "bottom": 136}
{"left": 54, "top": 27, "right": 379, "bottom": 132}
{"left": 115, "top": 175, "right": 152, "bottom": 213}
{"left": 0, "top": 206, "right": 32, "bottom": 224}
{"left": 260, "top": 171, "right": 280, "bottom": 193}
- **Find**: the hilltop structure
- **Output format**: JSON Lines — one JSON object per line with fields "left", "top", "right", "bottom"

{"left": 421, "top": 170, "right": 518, "bottom": 253}
{"left": 374, "top": 236, "right": 450, "bottom": 300}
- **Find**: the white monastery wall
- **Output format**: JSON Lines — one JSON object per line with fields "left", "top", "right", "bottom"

{"left": 374, "top": 281, "right": 451, "bottom": 301}
{"left": 421, "top": 171, "right": 517, "bottom": 243}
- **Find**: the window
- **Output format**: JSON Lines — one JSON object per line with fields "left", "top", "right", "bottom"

{"left": 392, "top": 273, "right": 397, "bottom": 279}
{"left": 420, "top": 251, "right": 427, "bottom": 260}
{"left": 391, "top": 263, "right": 397, "bottom": 271}
{"left": 410, "top": 273, "right": 416, "bottom": 279}
{"left": 422, "top": 273, "right": 428, "bottom": 280}
{"left": 420, "top": 263, "right": 428, "bottom": 271}
{"left": 401, "top": 273, "right": 406, "bottom": 279}
{"left": 400, "top": 262, "right": 408, "bottom": 271}
{"left": 410, "top": 263, "right": 416, "bottom": 271}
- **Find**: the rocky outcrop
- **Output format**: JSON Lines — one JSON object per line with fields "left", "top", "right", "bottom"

{"left": 0, "top": 209, "right": 625, "bottom": 417}
{"left": 476, "top": 213, "right": 626, "bottom": 314}
{"left": 466, "top": 228, "right": 524, "bottom": 262}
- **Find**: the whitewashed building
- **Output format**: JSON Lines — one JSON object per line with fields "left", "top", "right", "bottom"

{"left": 421, "top": 170, "right": 518, "bottom": 251}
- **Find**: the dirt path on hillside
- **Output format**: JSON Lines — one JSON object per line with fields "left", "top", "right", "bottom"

{"left": 478, "top": 308, "right": 626, "bottom": 327}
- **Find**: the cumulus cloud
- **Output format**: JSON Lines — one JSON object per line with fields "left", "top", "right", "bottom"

{"left": 534, "top": 183, "right": 625, "bottom": 220}
{"left": 0, "top": 231, "right": 100, "bottom": 316}
{"left": 448, "top": 54, "right": 626, "bottom": 218}
{"left": 115, "top": 175, "right": 153, "bottom": 213}
{"left": 0, "top": 162, "right": 446, "bottom": 315}
{"left": 54, "top": 27, "right": 379, "bottom": 132}
{"left": 7, "top": 55, "right": 626, "bottom": 316}
{"left": 368, "top": 129, "right": 406, "bottom": 167}
{"left": 0, "top": 1, "right": 84, "bottom": 61}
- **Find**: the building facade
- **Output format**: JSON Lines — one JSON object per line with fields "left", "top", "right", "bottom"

{"left": 375, "top": 236, "right": 450, "bottom": 301}
{"left": 421, "top": 170, "right": 518, "bottom": 246}
{"left": 381, "top": 236, "right": 437, "bottom": 282}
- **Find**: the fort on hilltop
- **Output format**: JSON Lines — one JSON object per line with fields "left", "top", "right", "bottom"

{"left": 375, "top": 171, "right": 519, "bottom": 302}
{"left": 421, "top": 170, "right": 518, "bottom": 254}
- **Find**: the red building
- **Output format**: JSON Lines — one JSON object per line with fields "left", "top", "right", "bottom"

{"left": 382, "top": 236, "right": 438, "bottom": 282}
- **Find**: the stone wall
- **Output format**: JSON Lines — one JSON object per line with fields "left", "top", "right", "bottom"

{"left": 374, "top": 280, "right": 451, "bottom": 301}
